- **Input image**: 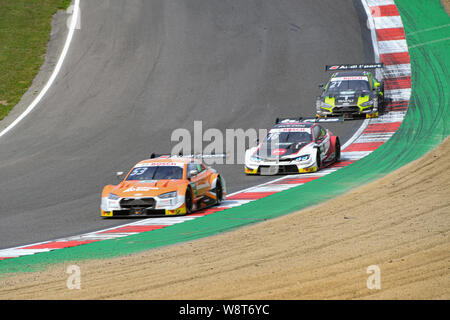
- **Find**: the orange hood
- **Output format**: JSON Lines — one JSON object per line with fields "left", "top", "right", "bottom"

{"left": 111, "top": 180, "right": 187, "bottom": 198}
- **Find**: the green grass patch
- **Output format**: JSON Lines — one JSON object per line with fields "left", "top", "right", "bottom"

{"left": 0, "top": 0, "right": 71, "bottom": 121}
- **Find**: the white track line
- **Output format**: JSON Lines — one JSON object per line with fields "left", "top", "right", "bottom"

{"left": 0, "top": 0, "right": 80, "bottom": 139}
{"left": 362, "top": 0, "right": 381, "bottom": 65}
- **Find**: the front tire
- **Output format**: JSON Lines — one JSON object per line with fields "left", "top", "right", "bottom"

{"left": 316, "top": 149, "right": 322, "bottom": 170}
{"left": 379, "top": 81, "right": 385, "bottom": 113}
{"left": 215, "top": 178, "right": 223, "bottom": 206}
{"left": 185, "top": 187, "right": 193, "bottom": 214}
{"left": 334, "top": 138, "right": 341, "bottom": 162}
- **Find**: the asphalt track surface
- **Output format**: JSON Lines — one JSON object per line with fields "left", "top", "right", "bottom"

{"left": 0, "top": 0, "right": 373, "bottom": 249}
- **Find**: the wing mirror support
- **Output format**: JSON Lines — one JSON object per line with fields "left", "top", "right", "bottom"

{"left": 116, "top": 171, "right": 124, "bottom": 181}
{"left": 188, "top": 169, "right": 198, "bottom": 180}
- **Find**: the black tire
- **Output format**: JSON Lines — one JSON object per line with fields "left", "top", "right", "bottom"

{"left": 185, "top": 187, "right": 193, "bottom": 214}
{"left": 316, "top": 149, "right": 322, "bottom": 170}
{"left": 215, "top": 178, "right": 223, "bottom": 205}
{"left": 334, "top": 138, "right": 341, "bottom": 162}
{"left": 379, "top": 81, "right": 385, "bottom": 113}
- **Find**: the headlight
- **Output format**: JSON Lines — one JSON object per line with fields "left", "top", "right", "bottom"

{"left": 250, "top": 155, "right": 261, "bottom": 162}
{"left": 319, "top": 102, "right": 333, "bottom": 110}
{"left": 295, "top": 155, "right": 310, "bottom": 161}
{"left": 159, "top": 191, "right": 177, "bottom": 199}
{"left": 108, "top": 193, "right": 120, "bottom": 200}
{"left": 361, "top": 100, "right": 374, "bottom": 107}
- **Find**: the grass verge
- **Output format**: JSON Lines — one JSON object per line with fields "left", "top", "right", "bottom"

{"left": 0, "top": 0, "right": 71, "bottom": 121}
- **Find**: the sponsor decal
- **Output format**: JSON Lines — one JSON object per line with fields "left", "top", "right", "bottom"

{"left": 270, "top": 128, "right": 311, "bottom": 133}
{"left": 245, "top": 167, "right": 258, "bottom": 174}
{"left": 101, "top": 210, "right": 113, "bottom": 217}
{"left": 196, "top": 182, "right": 211, "bottom": 189}
{"left": 325, "top": 63, "right": 383, "bottom": 71}
{"left": 332, "top": 76, "right": 368, "bottom": 81}
{"left": 167, "top": 207, "right": 186, "bottom": 215}
{"left": 124, "top": 186, "right": 158, "bottom": 192}
{"left": 272, "top": 148, "right": 287, "bottom": 156}
{"left": 134, "top": 162, "right": 184, "bottom": 168}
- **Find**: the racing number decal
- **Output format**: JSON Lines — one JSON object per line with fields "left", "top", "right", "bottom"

{"left": 189, "top": 164, "right": 210, "bottom": 197}
{"left": 329, "top": 81, "right": 342, "bottom": 89}
{"left": 194, "top": 171, "right": 210, "bottom": 195}
{"left": 129, "top": 168, "right": 147, "bottom": 176}
{"left": 315, "top": 126, "right": 330, "bottom": 160}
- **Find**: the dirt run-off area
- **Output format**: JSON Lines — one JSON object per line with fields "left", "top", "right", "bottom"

{"left": 0, "top": 137, "right": 449, "bottom": 299}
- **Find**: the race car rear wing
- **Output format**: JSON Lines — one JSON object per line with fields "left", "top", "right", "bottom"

{"left": 325, "top": 63, "right": 384, "bottom": 71}
{"left": 183, "top": 153, "right": 228, "bottom": 159}
{"left": 275, "top": 117, "right": 344, "bottom": 124}
{"left": 150, "top": 153, "right": 227, "bottom": 160}
{"left": 302, "top": 117, "right": 344, "bottom": 123}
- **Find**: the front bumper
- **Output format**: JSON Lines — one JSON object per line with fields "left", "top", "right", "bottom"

{"left": 245, "top": 159, "right": 318, "bottom": 175}
{"left": 101, "top": 195, "right": 186, "bottom": 217}
{"left": 101, "top": 206, "right": 186, "bottom": 217}
{"left": 317, "top": 105, "right": 378, "bottom": 119}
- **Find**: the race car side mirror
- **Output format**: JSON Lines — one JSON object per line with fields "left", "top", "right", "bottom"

{"left": 318, "top": 83, "right": 324, "bottom": 88}
{"left": 189, "top": 169, "right": 198, "bottom": 178}
{"left": 116, "top": 171, "right": 124, "bottom": 180}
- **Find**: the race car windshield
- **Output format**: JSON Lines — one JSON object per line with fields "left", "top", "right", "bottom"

{"left": 126, "top": 166, "right": 183, "bottom": 180}
{"left": 263, "top": 131, "right": 312, "bottom": 147}
{"left": 326, "top": 80, "right": 370, "bottom": 95}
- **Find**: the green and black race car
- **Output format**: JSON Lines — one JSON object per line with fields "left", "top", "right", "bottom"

{"left": 315, "top": 64, "right": 384, "bottom": 119}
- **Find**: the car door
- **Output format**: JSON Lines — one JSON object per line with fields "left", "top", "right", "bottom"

{"left": 187, "top": 163, "right": 210, "bottom": 199}
{"left": 314, "top": 125, "right": 330, "bottom": 160}
{"left": 320, "top": 126, "right": 331, "bottom": 157}
{"left": 369, "top": 72, "right": 382, "bottom": 97}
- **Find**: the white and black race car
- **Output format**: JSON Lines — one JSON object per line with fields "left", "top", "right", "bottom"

{"left": 244, "top": 118, "right": 341, "bottom": 175}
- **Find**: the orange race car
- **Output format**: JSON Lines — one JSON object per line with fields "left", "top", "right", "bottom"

{"left": 101, "top": 155, "right": 226, "bottom": 217}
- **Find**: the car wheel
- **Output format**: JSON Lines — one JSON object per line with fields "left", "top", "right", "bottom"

{"left": 185, "top": 187, "right": 193, "bottom": 214}
{"left": 316, "top": 149, "right": 322, "bottom": 170}
{"left": 215, "top": 178, "right": 223, "bottom": 206}
{"left": 380, "top": 82, "right": 385, "bottom": 113}
{"left": 334, "top": 138, "right": 341, "bottom": 162}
